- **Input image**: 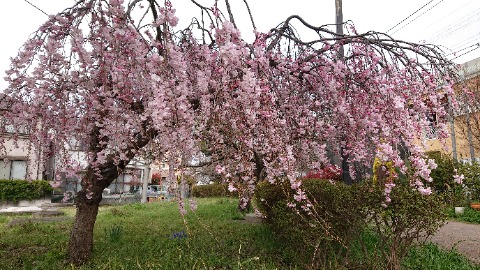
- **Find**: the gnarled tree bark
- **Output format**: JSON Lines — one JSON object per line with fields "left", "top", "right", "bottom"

{"left": 67, "top": 188, "right": 102, "bottom": 265}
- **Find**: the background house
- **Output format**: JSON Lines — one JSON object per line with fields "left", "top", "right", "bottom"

{"left": 0, "top": 95, "right": 44, "bottom": 180}
{"left": 425, "top": 57, "right": 480, "bottom": 163}
{"left": 0, "top": 95, "right": 171, "bottom": 198}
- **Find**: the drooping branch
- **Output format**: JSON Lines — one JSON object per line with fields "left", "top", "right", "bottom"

{"left": 241, "top": 0, "right": 256, "bottom": 30}
{"left": 266, "top": 15, "right": 456, "bottom": 81}
{"left": 189, "top": 0, "right": 220, "bottom": 28}
{"left": 148, "top": 0, "right": 164, "bottom": 45}
{"left": 224, "top": 0, "right": 237, "bottom": 29}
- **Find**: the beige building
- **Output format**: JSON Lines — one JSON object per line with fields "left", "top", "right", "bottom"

{"left": 0, "top": 132, "right": 44, "bottom": 180}
{"left": 0, "top": 96, "right": 44, "bottom": 180}
{"left": 426, "top": 57, "right": 480, "bottom": 162}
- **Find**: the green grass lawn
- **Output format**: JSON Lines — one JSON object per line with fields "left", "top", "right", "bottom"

{"left": 448, "top": 206, "right": 480, "bottom": 224}
{"left": 0, "top": 198, "right": 478, "bottom": 269}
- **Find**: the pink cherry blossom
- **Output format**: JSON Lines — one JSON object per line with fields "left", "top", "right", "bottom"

{"left": 1, "top": 0, "right": 457, "bottom": 264}
{"left": 453, "top": 171, "right": 464, "bottom": 185}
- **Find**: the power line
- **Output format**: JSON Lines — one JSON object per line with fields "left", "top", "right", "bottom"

{"left": 427, "top": 7, "right": 480, "bottom": 44}
{"left": 390, "top": 0, "right": 445, "bottom": 35}
{"left": 23, "top": 0, "right": 48, "bottom": 16}
{"left": 386, "top": 0, "right": 435, "bottom": 33}
{"left": 450, "top": 43, "right": 480, "bottom": 60}
{"left": 447, "top": 43, "right": 480, "bottom": 57}
{"left": 422, "top": 0, "right": 474, "bottom": 30}
{"left": 449, "top": 33, "right": 480, "bottom": 52}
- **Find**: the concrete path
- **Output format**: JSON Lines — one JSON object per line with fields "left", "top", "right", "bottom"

{"left": 0, "top": 206, "right": 43, "bottom": 213}
{"left": 430, "top": 221, "right": 480, "bottom": 265}
{"left": 1, "top": 204, "right": 69, "bottom": 228}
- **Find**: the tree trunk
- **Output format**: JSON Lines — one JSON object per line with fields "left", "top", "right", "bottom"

{"left": 64, "top": 99, "right": 151, "bottom": 265}
{"left": 67, "top": 188, "right": 102, "bottom": 265}
{"left": 386, "top": 251, "right": 400, "bottom": 270}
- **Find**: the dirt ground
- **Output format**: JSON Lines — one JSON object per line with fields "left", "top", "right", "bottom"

{"left": 429, "top": 221, "right": 480, "bottom": 265}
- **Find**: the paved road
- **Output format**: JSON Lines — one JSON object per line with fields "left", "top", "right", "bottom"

{"left": 430, "top": 221, "right": 480, "bottom": 264}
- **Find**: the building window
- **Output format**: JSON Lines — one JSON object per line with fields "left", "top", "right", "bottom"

{"left": 68, "top": 137, "right": 88, "bottom": 151}
{"left": 425, "top": 112, "right": 437, "bottom": 139}
{"left": 1, "top": 117, "right": 30, "bottom": 134}
{"left": 108, "top": 169, "right": 142, "bottom": 194}
{"left": 65, "top": 176, "right": 83, "bottom": 194}
{"left": 0, "top": 159, "right": 27, "bottom": 180}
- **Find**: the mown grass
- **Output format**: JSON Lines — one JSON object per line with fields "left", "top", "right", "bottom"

{"left": 448, "top": 206, "right": 480, "bottom": 224}
{"left": 403, "top": 243, "right": 480, "bottom": 270}
{"left": 0, "top": 198, "right": 478, "bottom": 269}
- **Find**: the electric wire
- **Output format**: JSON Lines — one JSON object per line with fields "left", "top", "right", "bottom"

{"left": 448, "top": 40, "right": 480, "bottom": 59}
{"left": 449, "top": 32, "right": 480, "bottom": 51}
{"left": 450, "top": 44, "right": 480, "bottom": 60}
{"left": 390, "top": 0, "right": 445, "bottom": 35}
{"left": 386, "top": 0, "right": 435, "bottom": 33}
{"left": 427, "top": 7, "right": 480, "bottom": 44}
{"left": 23, "top": 0, "right": 48, "bottom": 16}
{"left": 447, "top": 43, "right": 480, "bottom": 57}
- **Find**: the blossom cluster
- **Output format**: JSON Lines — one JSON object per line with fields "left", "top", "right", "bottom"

{"left": 2, "top": 0, "right": 455, "bottom": 203}
{"left": 304, "top": 165, "right": 342, "bottom": 181}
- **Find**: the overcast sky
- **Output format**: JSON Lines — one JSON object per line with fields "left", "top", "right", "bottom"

{"left": 1, "top": 0, "right": 479, "bottom": 90}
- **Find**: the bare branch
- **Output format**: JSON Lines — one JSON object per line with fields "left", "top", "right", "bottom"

{"left": 189, "top": 0, "right": 218, "bottom": 28}
{"left": 241, "top": 0, "right": 256, "bottom": 30}
{"left": 224, "top": 0, "right": 237, "bottom": 29}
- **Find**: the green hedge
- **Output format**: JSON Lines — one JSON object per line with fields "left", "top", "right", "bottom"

{"left": 255, "top": 178, "right": 447, "bottom": 269}
{"left": 426, "top": 150, "right": 480, "bottom": 204}
{"left": 0, "top": 180, "right": 52, "bottom": 202}
{"left": 191, "top": 183, "right": 230, "bottom": 198}
{"left": 458, "top": 162, "right": 480, "bottom": 202}
{"left": 255, "top": 179, "right": 368, "bottom": 268}
{"left": 426, "top": 151, "right": 456, "bottom": 193}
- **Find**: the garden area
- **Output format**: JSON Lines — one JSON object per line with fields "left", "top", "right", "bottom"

{"left": 0, "top": 198, "right": 478, "bottom": 270}
{"left": 1, "top": 1, "right": 480, "bottom": 269}
{"left": 2, "top": 164, "right": 480, "bottom": 270}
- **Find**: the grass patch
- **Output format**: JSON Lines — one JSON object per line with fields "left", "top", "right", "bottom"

{"left": 0, "top": 198, "right": 285, "bottom": 269}
{"left": 448, "top": 207, "right": 480, "bottom": 224}
{"left": 0, "top": 198, "right": 478, "bottom": 269}
{"left": 403, "top": 243, "right": 480, "bottom": 270}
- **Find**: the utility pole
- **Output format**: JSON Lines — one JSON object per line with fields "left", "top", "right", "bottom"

{"left": 466, "top": 111, "right": 475, "bottom": 162}
{"left": 335, "top": 0, "right": 344, "bottom": 56}
{"left": 448, "top": 96, "right": 458, "bottom": 161}
{"left": 141, "top": 160, "right": 151, "bottom": 203}
{"left": 336, "top": 0, "right": 352, "bottom": 184}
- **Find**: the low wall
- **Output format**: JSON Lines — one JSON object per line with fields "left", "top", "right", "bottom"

{"left": 0, "top": 197, "right": 51, "bottom": 210}
{"left": 100, "top": 194, "right": 141, "bottom": 205}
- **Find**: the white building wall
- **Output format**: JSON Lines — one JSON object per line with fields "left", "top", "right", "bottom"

{"left": 0, "top": 135, "right": 43, "bottom": 180}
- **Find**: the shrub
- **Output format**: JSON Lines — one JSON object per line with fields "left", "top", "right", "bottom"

{"left": 255, "top": 178, "right": 448, "bottom": 270}
{"left": 253, "top": 180, "right": 288, "bottom": 222}
{"left": 363, "top": 180, "right": 448, "bottom": 270}
{"left": 426, "top": 151, "right": 466, "bottom": 206}
{"left": 255, "top": 179, "right": 368, "bottom": 269}
{"left": 0, "top": 180, "right": 52, "bottom": 201}
{"left": 426, "top": 151, "right": 455, "bottom": 191}
{"left": 458, "top": 162, "right": 480, "bottom": 202}
{"left": 191, "top": 183, "right": 231, "bottom": 198}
